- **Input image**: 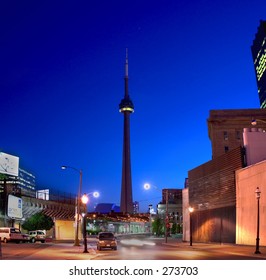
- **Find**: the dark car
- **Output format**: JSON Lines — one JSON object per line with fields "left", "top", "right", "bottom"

{"left": 97, "top": 232, "right": 117, "bottom": 251}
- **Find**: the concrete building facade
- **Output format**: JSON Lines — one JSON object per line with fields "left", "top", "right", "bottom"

{"left": 236, "top": 160, "right": 266, "bottom": 246}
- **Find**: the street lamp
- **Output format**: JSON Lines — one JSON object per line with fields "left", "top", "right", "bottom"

{"left": 189, "top": 206, "right": 194, "bottom": 246}
{"left": 81, "top": 192, "right": 99, "bottom": 253}
{"left": 251, "top": 118, "right": 266, "bottom": 126}
{"left": 61, "top": 165, "right": 82, "bottom": 246}
{"left": 144, "top": 183, "right": 169, "bottom": 243}
{"left": 254, "top": 187, "right": 261, "bottom": 254}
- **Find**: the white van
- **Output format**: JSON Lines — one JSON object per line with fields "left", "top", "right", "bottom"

{"left": 28, "top": 230, "right": 46, "bottom": 243}
{"left": 0, "top": 227, "right": 27, "bottom": 243}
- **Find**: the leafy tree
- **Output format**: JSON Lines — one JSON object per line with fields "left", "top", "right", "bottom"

{"left": 152, "top": 216, "right": 164, "bottom": 236}
{"left": 171, "top": 222, "right": 177, "bottom": 234}
{"left": 22, "top": 212, "right": 54, "bottom": 231}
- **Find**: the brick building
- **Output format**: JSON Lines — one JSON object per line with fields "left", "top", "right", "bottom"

{"left": 207, "top": 108, "right": 266, "bottom": 158}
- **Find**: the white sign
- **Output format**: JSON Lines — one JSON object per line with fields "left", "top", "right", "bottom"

{"left": 0, "top": 152, "right": 19, "bottom": 176}
{"left": 7, "top": 194, "right": 23, "bottom": 219}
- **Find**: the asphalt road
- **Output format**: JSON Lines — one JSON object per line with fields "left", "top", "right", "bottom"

{"left": 1, "top": 236, "right": 266, "bottom": 260}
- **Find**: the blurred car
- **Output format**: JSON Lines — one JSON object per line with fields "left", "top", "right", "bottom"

{"left": 28, "top": 230, "right": 46, "bottom": 243}
{"left": 97, "top": 232, "right": 117, "bottom": 251}
{"left": 22, "top": 233, "right": 30, "bottom": 243}
{"left": 0, "top": 227, "right": 26, "bottom": 243}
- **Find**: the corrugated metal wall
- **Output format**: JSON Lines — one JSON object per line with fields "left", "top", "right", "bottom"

{"left": 188, "top": 146, "right": 245, "bottom": 243}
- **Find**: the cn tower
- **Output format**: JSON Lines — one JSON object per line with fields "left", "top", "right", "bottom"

{"left": 119, "top": 49, "right": 134, "bottom": 213}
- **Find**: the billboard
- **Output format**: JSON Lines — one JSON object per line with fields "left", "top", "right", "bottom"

{"left": 0, "top": 152, "right": 19, "bottom": 176}
{"left": 7, "top": 194, "right": 23, "bottom": 219}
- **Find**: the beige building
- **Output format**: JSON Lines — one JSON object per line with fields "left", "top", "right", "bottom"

{"left": 236, "top": 127, "right": 266, "bottom": 246}
{"left": 236, "top": 160, "right": 266, "bottom": 246}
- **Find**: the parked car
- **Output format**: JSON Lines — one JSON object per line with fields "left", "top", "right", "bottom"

{"left": 97, "top": 232, "right": 117, "bottom": 251}
{"left": 22, "top": 233, "right": 30, "bottom": 243}
{"left": 28, "top": 230, "right": 46, "bottom": 243}
{"left": 0, "top": 227, "right": 26, "bottom": 243}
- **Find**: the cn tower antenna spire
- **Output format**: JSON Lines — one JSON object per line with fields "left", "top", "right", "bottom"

{"left": 124, "top": 48, "right": 129, "bottom": 98}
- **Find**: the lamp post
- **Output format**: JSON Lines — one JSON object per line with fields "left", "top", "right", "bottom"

{"left": 144, "top": 183, "right": 169, "bottom": 243}
{"left": 61, "top": 165, "right": 82, "bottom": 246}
{"left": 251, "top": 118, "right": 266, "bottom": 126}
{"left": 254, "top": 187, "right": 261, "bottom": 254}
{"left": 164, "top": 189, "right": 169, "bottom": 244}
{"left": 81, "top": 193, "right": 89, "bottom": 253}
{"left": 189, "top": 206, "right": 194, "bottom": 246}
{"left": 81, "top": 192, "right": 99, "bottom": 253}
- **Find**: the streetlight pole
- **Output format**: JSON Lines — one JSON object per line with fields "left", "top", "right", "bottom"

{"left": 144, "top": 183, "right": 170, "bottom": 243}
{"left": 189, "top": 207, "right": 194, "bottom": 246}
{"left": 164, "top": 189, "right": 169, "bottom": 243}
{"left": 81, "top": 192, "right": 99, "bottom": 253}
{"left": 254, "top": 187, "right": 261, "bottom": 254}
{"left": 61, "top": 165, "right": 82, "bottom": 246}
{"left": 81, "top": 194, "right": 89, "bottom": 253}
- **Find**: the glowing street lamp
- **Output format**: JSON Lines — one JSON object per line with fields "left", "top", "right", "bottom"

{"left": 81, "top": 191, "right": 99, "bottom": 253}
{"left": 189, "top": 206, "right": 194, "bottom": 246}
{"left": 254, "top": 187, "right": 261, "bottom": 254}
{"left": 61, "top": 165, "right": 82, "bottom": 246}
{"left": 144, "top": 183, "right": 169, "bottom": 243}
{"left": 251, "top": 118, "right": 266, "bottom": 126}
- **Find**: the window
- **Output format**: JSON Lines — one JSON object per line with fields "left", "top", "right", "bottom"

{"left": 236, "top": 131, "right": 241, "bottom": 140}
{"left": 224, "top": 146, "right": 229, "bottom": 152}
{"left": 223, "top": 131, "right": 228, "bottom": 140}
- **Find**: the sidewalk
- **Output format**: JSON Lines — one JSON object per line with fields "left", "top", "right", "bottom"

{"left": 162, "top": 237, "right": 266, "bottom": 259}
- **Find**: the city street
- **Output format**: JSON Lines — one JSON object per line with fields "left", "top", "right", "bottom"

{"left": 1, "top": 235, "right": 266, "bottom": 260}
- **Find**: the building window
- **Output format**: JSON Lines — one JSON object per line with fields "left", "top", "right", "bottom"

{"left": 236, "top": 131, "right": 241, "bottom": 140}
{"left": 223, "top": 131, "right": 228, "bottom": 140}
{"left": 224, "top": 146, "right": 229, "bottom": 152}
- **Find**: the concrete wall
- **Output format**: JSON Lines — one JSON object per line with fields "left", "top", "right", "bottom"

{"left": 182, "top": 188, "right": 190, "bottom": 242}
{"left": 54, "top": 220, "right": 78, "bottom": 240}
{"left": 243, "top": 127, "right": 266, "bottom": 166}
{"left": 236, "top": 160, "right": 266, "bottom": 245}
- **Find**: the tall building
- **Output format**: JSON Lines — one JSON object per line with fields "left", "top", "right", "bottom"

{"left": 119, "top": 50, "right": 134, "bottom": 213}
{"left": 207, "top": 108, "right": 266, "bottom": 158}
{"left": 251, "top": 20, "right": 266, "bottom": 108}
{"left": 0, "top": 167, "right": 36, "bottom": 197}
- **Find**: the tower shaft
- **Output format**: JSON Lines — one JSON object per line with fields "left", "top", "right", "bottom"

{"left": 119, "top": 49, "right": 134, "bottom": 213}
{"left": 120, "top": 111, "right": 133, "bottom": 213}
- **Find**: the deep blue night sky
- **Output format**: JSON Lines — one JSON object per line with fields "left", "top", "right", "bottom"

{"left": 1, "top": 0, "right": 265, "bottom": 212}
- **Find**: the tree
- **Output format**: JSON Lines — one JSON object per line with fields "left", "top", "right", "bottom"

{"left": 171, "top": 222, "right": 177, "bottom": 234}
{"left": 152, "top": 216, "right": 164, "bottom": 236}
{"left": 22, "top": 212, "right": 54, "bottom": 231}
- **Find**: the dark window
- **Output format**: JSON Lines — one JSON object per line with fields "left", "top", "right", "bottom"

{"left": 236, "top": 131, "right": 241, "bottom": 140}
{"left": 224, "top": 146, "right": 229, "bottom": 152}
{"left": 223, "top": 131, "right": 228, "bottom": 140}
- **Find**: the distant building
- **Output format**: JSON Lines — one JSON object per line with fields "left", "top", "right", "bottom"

{"left": 251, "top": 20, "right": 266, "bottom": 108}
{"left": 157, "top": 188, "right": 183, "bottom": 232}
{"left": 133, "top": 201, "right": 139, "bottom": 214}
{"left": 207, "top": 108, "right": 266, "bottom": 158}
{"left": 94, "top": 203, "right": 120, "bottom": 214}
